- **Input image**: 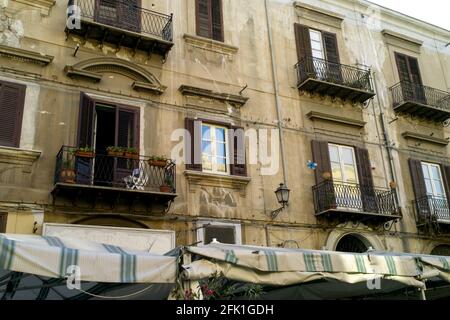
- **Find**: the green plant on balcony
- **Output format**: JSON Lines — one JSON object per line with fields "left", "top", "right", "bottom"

{"left": 149, "top": 155, "right": 168, "bottom": 167}
{"left": 160, "top": 174, "right": 174, "bottom": 193}
{"left": 124, "top": 147, "right": 139, "bottom": 160}
{"left": 75, "top": 146, "right": 95, "bottom": 158}
{"left": 107, "top": 146, "right": 125, "bottom": 157}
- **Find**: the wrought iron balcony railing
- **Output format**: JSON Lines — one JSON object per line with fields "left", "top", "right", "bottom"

{"left": 54, "top": 146, "right": 176, "bottom": 194}
{"left": 68, "top": 0, "right": 173, "bottom": 42}
{"left": 312, "top": 181, "right": 399, "bottom": 216}
{"left": 390, "top": 81, "right": 450, "bottom": 111}
{"left": 295, "top": 56, "right": 374, "bottom": 93}
{"left": 414, "top": 195, "right": 450, "bottom": 223}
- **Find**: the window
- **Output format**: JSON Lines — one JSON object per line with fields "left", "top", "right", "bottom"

{"left": 95, "top": 0, "right": 141, "bottom": 33}
{"left": 196, "top": 0, "right": 224, "bottom": 42}
{"left": 0, "top": 80, "right": 26, "bottom": 148}
{"left": 0, "top": 213, "right": 7, "bottom": 233}
{"left": 336, "top": 234, "right": 370, "bottom": 253}
{"left": 328, "top": 144, "right": 359, "bottom": 185}
{"left": 201, "top": 124, "right": 229, "bottom": 175}
{"left": 310, "top": 29, "right": 325, "bottom": 60}
{"left": 395, "top": 52, "right": 425, "bottom": 103}
{"left": 294, "top": 24, "right": 340, "bottom": 63}
{"left": 422, "top": 162, "right": 446, "bottom": 199}
{"left": 197, "top": 221, "right": 242, "bottom": 245}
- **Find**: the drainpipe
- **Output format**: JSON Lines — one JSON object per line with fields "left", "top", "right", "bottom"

{"left": 264, "top": 0, "right": 288, "bottom": 187}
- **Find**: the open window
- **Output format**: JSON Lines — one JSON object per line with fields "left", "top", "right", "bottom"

{"left": 196, "top": 221, "right": 242, "bottom": 245}
{"left": 394, "top": 52, "right": 426, "bottom": 104}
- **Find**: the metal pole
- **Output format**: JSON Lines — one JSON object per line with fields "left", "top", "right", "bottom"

{"left": 264, "top": 0, "right": 288, "bottom": 187}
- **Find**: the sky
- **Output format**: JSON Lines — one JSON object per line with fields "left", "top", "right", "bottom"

{"left": 368, "top": 0, "right": 450, "bottom": 30}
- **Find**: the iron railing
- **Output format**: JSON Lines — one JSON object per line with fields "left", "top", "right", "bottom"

{"left": 68, "top": 0, "right": 173, "bottom": 41}
{"left": 54, "top": 146, "right": 176, "bottom": 193}
{"left": 312, "top": 181, "right": 398, "bottom": 215}
{"left": 414, "top": 195, "right": 450, "bottom": 222}
{"left": 295, "top": 56, "right": 373, "bottom": 92}
{"left": 390, "top": 81, "right": 450, "bottom": 111}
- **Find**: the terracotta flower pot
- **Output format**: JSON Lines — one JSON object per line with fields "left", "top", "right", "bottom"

{"left": 124, "top": 152, "right": 139, "bottom": 160}
{"left": 149, "top": 160, "right": 167, "bottom": 167}
{"left": 108, "top": 151, "right": 124, "bottom": 157}
{"left": 76, "top": 151, "right": 95, "bottom": 158}
{"left": 61, "top": 169, "right": 76, "bottom": 184}
{"left": 160, "top": 185, "right": 171, "bottom": 193}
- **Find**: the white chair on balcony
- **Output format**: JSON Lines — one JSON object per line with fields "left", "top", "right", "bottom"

{"left": 124, "top": 164, "right": 149, "bottom": 191}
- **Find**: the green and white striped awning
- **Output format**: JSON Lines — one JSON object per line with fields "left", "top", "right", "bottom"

{"left": 0, "top": 234, "right": 176, "bottom": 284}
{"left": 183, "top": 243, "right": 450, "bottom": 288}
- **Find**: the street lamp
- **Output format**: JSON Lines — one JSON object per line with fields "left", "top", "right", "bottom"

{"left": 271, "top": 183, "right": 290, "bottom": 219}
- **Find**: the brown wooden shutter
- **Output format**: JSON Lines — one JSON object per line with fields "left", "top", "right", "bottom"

{"left": 407, "top": 56, "right": 423, "bottom": 85}
{"left": 355, "top": 147, "right": 378, "bottom": 213}
{"left": 440, "top": 164, "right": 450, "bottom": 211}
{"left": 408, "top": 158, "right": 430, "bottom": 218}
{"left": 117, "top": 107, "right": 139, "bottom": 149}
{"left": 185, "top": 118, "right": 202, "bottom": 171}
{"left": 196, "top": 0, "right": 212, "bottom": 39}
{"left": 0, "top": 81, "right": 26, "bottom": 148}
{"left": 323, "top": 32, "right": 340, "bottom": 63}
{"left": 77, "top": 93, "right": 95, "bottom": 148}
{"left": 311, "top": 140, "right": 332, "bottom": 184}
{"left": 294, "top": 24, "right": 312, "bottom": 62}
{"left": 119, "top": 0, "right": 141, "bottom": 33}
{"left": 0, "top": 213, "right": 7, "bottom": 233}
{"left": 211, "top": 0, "right": 223, "bottom": 41}
{"left": 229, "top": 126, "right": 246, "bottom": 176}
{"left": 395, "top": 53, "right": 410, "bottom": 83}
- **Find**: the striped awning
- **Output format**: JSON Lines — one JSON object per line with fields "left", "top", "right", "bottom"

{"left": 0, "top": 234, "right": 176, "bottom": 284}
{"left": 183, "top": 243, "right": 450, "bottom": 288}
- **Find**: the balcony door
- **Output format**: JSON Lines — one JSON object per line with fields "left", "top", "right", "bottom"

{"left": 329, "top": 144, "right": 363, "bottom": 211}
{"left": 395, "top": 52, "right": 426, "bottom": 104}
{"left": 422, "top": 162, "right": 450, "bottom": 221}
{"left": 77, "top": 94, "right": 139, "bottom": 188}
{"left": 95, "top": 0, "right": 141, "bottom": 33}
{"left": 309, "top": 29, "right": 327, "bottom": 80}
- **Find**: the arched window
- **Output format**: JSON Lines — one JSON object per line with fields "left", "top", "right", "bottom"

{"left": 336, "top": 234, "right": 371, "bottom": 253}
{"left": 431, "top": 245, "right": 450, "bottom": 256}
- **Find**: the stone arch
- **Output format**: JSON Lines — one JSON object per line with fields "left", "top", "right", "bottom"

{"left": 430, "top": 244, "right": 450, "bottom": 256}
{"left": 325, "top": 229, "right": 384, "bottom": 252}
{"left": 335, "top": 233, "right": 372, "bottom": 253}
{"left": 71, "top": 215, "right": 149, "bottom": 229}
{"left": 65, "top": 57, "right": 166, "bottom": 94}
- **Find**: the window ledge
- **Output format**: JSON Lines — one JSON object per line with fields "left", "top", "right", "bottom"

{"left": 12, "top": 0, "right": 55, "bottom": 16}
{"left": 184, "top": 170, "right": 250, "bottom": 195}
{"left": 0, "top": 146, "right": 41, "bottom": 173}
{"left": 0, "top": 44, "right": 54, "bottom": 66}
{"left": 183, "top": 34, "right": 239, "bottom": 56}
{"left": 179, "top": 85, "right": 248, "bottom": 106}
{"left": 382, "top": 29, "right": 423, "bottom": 54}
{"left": 307, "top": 111, "right": 366, "bottom": 128}
{"left": 294, "top": 2, "right": 344, "bottom": 29}
{"left": 402, "top": 131, "right": 449, "bottom": 146}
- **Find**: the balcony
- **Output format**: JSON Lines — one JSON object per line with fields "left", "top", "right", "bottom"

{"left": 52, "top": 146, "right": 177, "bottom": 213}
{"left": 312, "top": 181, "right": 400, "bottom": 225}
{"left": 295, "top": 56, "right": 375, "bottom": 103}
{"left": 66, "top": 0, "right": 173, "bottom": 57}
{"left": 415, "top": 195, "right": 450, "bottom": 227}
{"left": 390, "top": 81, "right": 450, "bottom": 122}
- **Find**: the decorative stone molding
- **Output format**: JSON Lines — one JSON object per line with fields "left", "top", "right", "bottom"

{"left": 179, "top": 85, "right": 248, "bottom": 106}
{"left": 402, "top": 131, "right": 449, "bottom": 146}
{"left": 0, "top": 44, "right": 54, "bottom": 65}
{"left": 294, "top": 1, "right": 344, "bottom": 29}
{"left": 382, "top": 29, "right": 423, "bottom": 54}
{"left": 183, "top": 34, "right": 238, "bottom": 56}
{"left": 184, "top": 170, "right": 251, "bottom": 197}
{"left": 64, "top": 57, "right": 166, "bottom": 94}
{"left": 12, "top": 0, "right": 55, "bottom": 16}
{"left": 306, "top": 111, "right": 366, "bottom": 128}
{"left": 0, "top": 146, "right": 41, "bottom": 173}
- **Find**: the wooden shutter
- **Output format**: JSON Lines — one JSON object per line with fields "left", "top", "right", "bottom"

{"left": 196, "top": 0, "right": 212, "bottom": 39}
{"left": 408, "top": 158, "right": 430, "bottom": 218}
{"left": 116, "top": 107, "right": 139, "bottom": 149}
{"left": 185, "top": 118, "right": 202, "bottom": 171}
{"left": 77, "top": 93, "right": 95, "bottom": 148}
{"left": 323, "top": 32, "right": 340, "bottom": 63}
{"left": 119, "top": 0, "right": 141, "bottom": 33}
{"left": 229, "top": 126, "right": 246, "bottom": 177}
{"left": 211, "top": 0, "right": 223, "bottom": 41}
{"left": 395, "top": 53, "right": 410, "bottom": 82}
{"left": 294, "top": 23, "right": 312, "bottom": 62}
{"left": 311, "top": 140, "right": 332, "bottom": 184}
{"left": 0, "top": 81, "right": 26, "bottom": 148}
{"left": 0, "top": 213, "right": 7, "bottom": 233}
{"left": 441, "top": 164, "right": 450, "bottom": 210}
{"left": 355, "top": 147, "right": 378, "bottom": 213}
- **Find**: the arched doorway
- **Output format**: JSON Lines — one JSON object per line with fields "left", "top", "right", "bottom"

{"left": 71, "top": 215, "right": 149, "bottom": 229}
{"left": 336, "top": 234, "right": 371, "bottom": 253}
{"left": 431, "top": 245, "right": 450, "bottom": 256}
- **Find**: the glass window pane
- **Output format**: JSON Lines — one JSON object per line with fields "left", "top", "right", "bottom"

{"left": 433, "top": 180, "right": 445, "bottom": 196}
{"left": 344, "top": 165, "right": 357, "bottom": 183}
{"left": 202, "top": 125, "right": 211, "bottom": 141}
{"left": 311, "top": 41, "right": 322, "bottom": 51}
{"left": 431, "top": 166, "right": 441, "bottom": 180}
{"left": 341, "top": 148, "right": 354, "bottom": 165}
{"left": 202, "top": 141, "right": 211, "bottom": 156}
{"left": 309, "top": 30, "right": 321, "bottom": 41}
{"left": 422, "top": 164, "right": 429, "bottom": 179}
{"left": 216, "top": 142, "right": 226, "bottom": 157}
{"left": 202, "top": 155, "right": 212, "bottom": 170}
{"left": 329, "top": 145, "right": 339, "bottom": 162}
{"left": 215, "top": 128, "right": 225, "bottom": 143}
{"left": 425, "top": 180, "right": 433, "bottom": 195}
{"left": 216, "top": 157, "right": 227, "bottom": 172}
{"left": 331, "top": 163, "right": 342, "bottom": 181}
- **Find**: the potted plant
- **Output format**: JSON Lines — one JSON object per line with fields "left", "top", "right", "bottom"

{"left": 124, "top": 147, "right": 139, "bottom": 160}
{"left": 107, "top": 146, "right": 124, "bottom": 157}
{"left": 60, "top": 157, "right": 76, "bottom": 184}
{"left": 149, "top": 155, "right": 167, "bottom": 167}
{"left": 75, "top": 146, "right": 95, "bottom": 158}
{"left": 160, "top": 175, "right": 174, "bottom": 193}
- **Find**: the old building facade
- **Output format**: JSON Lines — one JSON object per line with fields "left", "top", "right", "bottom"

{"left": 0, "top": 0, "right": 449, "bottom": 255}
